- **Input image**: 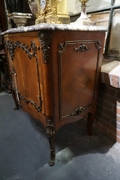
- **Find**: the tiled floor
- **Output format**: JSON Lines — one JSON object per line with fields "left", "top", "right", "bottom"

{"left": 0, "top": 92, "right": 120, "bottom": 180}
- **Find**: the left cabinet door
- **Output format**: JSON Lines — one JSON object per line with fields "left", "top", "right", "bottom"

{"left": 4, "top": 32, "right": 45, "bottom": 123}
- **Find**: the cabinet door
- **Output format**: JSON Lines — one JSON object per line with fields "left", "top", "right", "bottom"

{"left": 58, "top": 40, "right": 101, "bottom": 120}
{"left": 4, "top": 35, "right": 43, "bottom": 114}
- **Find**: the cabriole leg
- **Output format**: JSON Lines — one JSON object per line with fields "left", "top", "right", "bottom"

{"left": 12, "top": 89, "right": 19, "bottom": 110}
{"left": 46, "top": 119, "right": 55, "bottom": 166}
{"left": 87, "top": 112, "right": 94, "bottom": 136}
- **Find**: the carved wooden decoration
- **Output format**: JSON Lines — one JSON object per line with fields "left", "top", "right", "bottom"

{"left": 5, "top": 40, "right": 37, "bottom": 60}
{"left": 74, "top": 43, "right": 89, "bottom": 52}
{"left": 39, "top": 31, "right": 51, "bottom": 63}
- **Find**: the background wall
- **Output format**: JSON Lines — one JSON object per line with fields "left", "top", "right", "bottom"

{"left": 94, "top": 83, "right": 120, "bottom": 143}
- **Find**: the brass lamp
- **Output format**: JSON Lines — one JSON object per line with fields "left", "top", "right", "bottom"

{"left": 80, "top": 0, "right": 89, "bottom": 5}
{"left": 73, "top": 0, "right": 92, "bottom": 26}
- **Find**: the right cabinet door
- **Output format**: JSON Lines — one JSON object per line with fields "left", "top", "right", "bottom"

{"left": 58, "top": 40, "right": 101, "bottom": 121}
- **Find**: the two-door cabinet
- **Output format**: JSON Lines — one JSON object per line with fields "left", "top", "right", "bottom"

{"left": 2, "top": 23, "right": 106, "bottom": 166}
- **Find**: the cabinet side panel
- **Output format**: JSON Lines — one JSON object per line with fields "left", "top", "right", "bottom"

{"left": 51, "top": 30, "right": 105, "bottom": 129}
{"left": 58, "top": 41, "right": 99, "bottom": 120}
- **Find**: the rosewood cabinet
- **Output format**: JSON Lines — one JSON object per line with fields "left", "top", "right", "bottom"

{"left": 3, "top": 24, "right": 105, "bottom": 166}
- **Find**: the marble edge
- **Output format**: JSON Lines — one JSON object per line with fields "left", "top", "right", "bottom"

{"left": 101, "top": 59, "right": 120, "bottom": 88}
{"left": 1, "top": 23, "right": 106, "bottom": 35}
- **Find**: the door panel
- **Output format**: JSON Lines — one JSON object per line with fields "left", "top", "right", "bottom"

{"left": 5, "top": 37, "right": 42, "bottom": 112}
{"left": 58, "top": 40, "right": 100, "bottom": 120}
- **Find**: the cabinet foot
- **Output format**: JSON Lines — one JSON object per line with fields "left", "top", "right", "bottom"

{"left": 46, "top": 120, "right": 55, "bottom": 166}
{"left": 12, "top": 89, "right": 19, "bottom": 110}
{"left": 87, "top": 112, "right": 94, "bottom": 136}
{"left": 49, "top": 156, "right": 55, "bottom": 166}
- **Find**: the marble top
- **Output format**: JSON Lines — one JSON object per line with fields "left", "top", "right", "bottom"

{"left": 101, "top": 59, "right": 120, "bottom": 88}
{"left": 1, "top": 23, "right": 106, "bottom": 35}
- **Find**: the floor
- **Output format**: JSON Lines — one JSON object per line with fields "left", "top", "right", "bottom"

{"left": 0, "top": 91, "right": 120, "bottom": 180}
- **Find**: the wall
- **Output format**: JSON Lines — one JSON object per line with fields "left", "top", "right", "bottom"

{"left": 94, "top": 83, "right": 120, "bottom": 143}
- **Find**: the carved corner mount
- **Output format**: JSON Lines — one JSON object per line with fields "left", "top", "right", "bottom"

{"left": 95, "top": 41, "right": 101, "bottom": 50}
{"left": 58, "top": 43, "right": 66, "bottom": 51}
{"left": 39, "top": 31, "right": 51, "bottom": 64}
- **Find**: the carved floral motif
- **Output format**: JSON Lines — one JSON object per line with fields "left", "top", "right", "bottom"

{"left": 5, "top": 40, "right": 37, "bottom": 60}
{"left": 18, "top": 92, "right": 42, "bottom": 112}
{"left": 39, "top": 31, "right": 51, "bottom": 63}
{"left": 61, "top": 105, "right": 90, "bottom": 119}
{"left": 74, "top": 43, "right": 89, "bottom": 52}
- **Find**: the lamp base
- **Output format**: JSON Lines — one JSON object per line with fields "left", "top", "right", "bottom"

{"left": 74, "top": 16, "right": 92, "bottom": 26}
{"left": 72, "top": 4, "right": 94, "bottom": 26}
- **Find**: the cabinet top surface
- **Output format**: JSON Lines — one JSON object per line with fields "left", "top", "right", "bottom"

{"left": 1, "top": 23, "right": 106, "bottom": 35}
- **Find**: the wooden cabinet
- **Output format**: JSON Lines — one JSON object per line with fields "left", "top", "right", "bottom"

{"left": 4, "top": 26, "right": 105, "bottom": 166}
